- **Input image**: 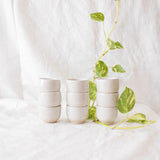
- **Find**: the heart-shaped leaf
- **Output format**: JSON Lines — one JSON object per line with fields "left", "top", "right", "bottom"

{"left": 112, "top": 64, "right": 126, "bottom": 73}
{"left": 117, "top": 87, "right": 135, "bottom": 113}
{"left": 89, "top": 81, "right": 97, "bottom": 100}
{"left": 95, "top": 60, "right": 108, "bottom": 78}
{"left": 115, "top": 41, "right": 123, "bottom": 49}
{"left": 90, "top": 12, "right": 105, "bottom": 22}
{"left": 107, "top": 39, "right": 116, "bottom": 49}
{"left": 127, "top": 113, "right": 146, "bottom": 124}
{"left": 107, "top": 39, "right": 123, "bottom": 50}
{"left": 88, "top": 106, "right": 96, "bottom": 120}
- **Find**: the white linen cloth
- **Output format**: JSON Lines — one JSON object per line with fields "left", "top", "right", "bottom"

{"left": 12, "top": 0, "right": 160, "bottom": 113}
{"left": 0, "top": 0, "right": 160, "bottom": 111}
{"left": 0, "top": 0, "right": 22, "bottom": 98}
{"left": 0, "top": 0, "right": 160, "bottom": 159}
{"left": 0, "top": 99, "right": 160, "bottom": 160}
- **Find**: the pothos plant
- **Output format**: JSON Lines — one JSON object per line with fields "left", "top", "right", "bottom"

{"left": 88, "top": 0, "right": 155, "bottom": 129}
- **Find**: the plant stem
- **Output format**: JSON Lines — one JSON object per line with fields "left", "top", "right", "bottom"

{"left": 95, "top": 120, "right": 113, "bottom": 129}
{"left": 92, "top": 0, "right": 120, "bottom": 82}
{"left": 112, "top": 113, "right": 129, "bottom": 129}
{"left": 90, "top": 1, "right": 155, "bottom": 130}
{"left": 102, "top": 0, "right": 119, "bottom": 54}
{"left": 115, "top": 121, "right": 155, "bottom": 130}
{"left": 88, "top": 99, "right": 91, "bottom": 107}
{"left": 91, "top": 99, "right": 95, "bottom": 107}
{"left": 103, "top": 21, "right": 107, "bottom": 40}
{"left": 95, "top": 120, "right": 155, "bottom": 130}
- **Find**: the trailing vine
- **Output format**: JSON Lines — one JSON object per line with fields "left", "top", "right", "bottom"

{"left": 88, "top": 0, "right": 155, "bottom": 129}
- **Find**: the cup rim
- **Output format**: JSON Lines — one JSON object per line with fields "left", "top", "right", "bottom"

{"left": 96, "top": 106, "right": 117, "bottom": 109}
{"left": 39, "top": 105, "right": 61, "bottom": 109}
{"left": 66, "top": 92, "right": 89, "bottom": 95}
{"left": 40, "top": 91, "right": 61, "bottom": 94}
{"left": 40, "top": 78, "right": 60, "bottom": 81}
{"left": 97, "top": 92, "right": 118, "bottom": 95}
{"left": 96, "top": 77, "right": 119, "bottom": 81}
{"left": 67, "top": 79, "right": 89, "bottom": 82}
{"left": 67, "top": 105, "right": 88, "bottom": 109}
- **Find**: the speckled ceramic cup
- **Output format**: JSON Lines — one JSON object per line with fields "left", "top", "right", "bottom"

{"left": 66, "top": 106, "right": 88, "bottom": 124}
{"left": 96, "top": 92, "right": 119, "bottom": 107}
{"left": 40, "top": 78, "right": 60, "bottom": 92}
{"left": 66, "top": 79, "right": 89, "bottom": 93}
{"left": 96, "top": 78, "right": 119, "bottom": 93}
{"left": 39, "top": 106, "right": 61, "bottom": 123}
{"left": 96, "top": 106, "right": 118, "bottom": 124}
{"left": 39, "top": 92, "right": 61, "bottom": 107}
{"left": 66, "top": 92, "right": 89, "bottom": 107}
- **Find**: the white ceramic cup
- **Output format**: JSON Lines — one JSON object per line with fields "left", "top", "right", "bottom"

{"left": 40, "top": 78, "right": 60, "bottom": 92}
{"left": 96, "top": 78, "right": 119, "bottom": 93}
{"left": 96, "top": 92, "right": 119, "bottom": 107}
{"left": 96, "top": 106, "right": 118, "bottom": 124}
{"left": 39, "top": 92, "right": 61, "bottom": 106}
{"left": 66, "top": 92, "right": 89, "bottom": 107}
{"left": 39, "top": 106, "right": 61, "bottom": 123}
{"left": 66, "top": 106, "right": 88, "bottom": 124}
{"left": 66, "top": 79, "right": 89, "bottom": 93}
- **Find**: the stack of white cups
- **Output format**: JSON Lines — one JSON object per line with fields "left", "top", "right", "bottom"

{"left": 96, "top": 78, "right": 119, "bottom": 124}
{"left": 66, "top": 79, "right": 89, "bottom": 124}
{"left": 39, "top": 78, "right": 61, "bottom": 123}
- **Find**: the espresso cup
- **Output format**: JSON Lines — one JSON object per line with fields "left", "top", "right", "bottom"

{"left": 66, "top": 106, "right": 88, "bottom": 124}
{"left": 40, "top": 78, "right": 60, "bottom": 92}
{"left": 39, "top": 106, "right": 61, "bottom": 123}
{"left": 96, "top": 78, "right": 119, "bottom": 93}
{"left": 66, "top": 79, "right": 89, "bottom": 93}
{"left": 96, "top": 92, "right": 119, "bottom": 107}
{"left": 96, "top": 106, "right": 118, "bottom": 124}
{"left": 39, "top": 92, "right": 61, "bottom": 107}
{"left": 66, "top": 92, "right": 89, "bottom": 107}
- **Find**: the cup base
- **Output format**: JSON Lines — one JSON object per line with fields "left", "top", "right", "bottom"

{"left": 42, "top": 120, "right": 58, "bottom": 123}
{"left": 66, "top": 106, "right": 88, "bottom": 124}
{"left": 68, "top": 120, "right": 86, "bottom": 124}
{"left": 39, "top": 106, "right": 61, "bottom": 123}
{"left": 99, "top": 120, "right": 115, "bottom": 125}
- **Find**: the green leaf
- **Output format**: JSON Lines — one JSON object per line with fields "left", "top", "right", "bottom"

{"left": 117, "top": 87, "right": 135, "bottom": 113}
{"left": 88, "top": 106, "right": 96, "bottom": 120}
{"left": 107, "top": 39, "right": 116, "bottom": 49}
{"left": 127, "top": 113, "right": 146, "bottom": 124}
{"left": 95, "top": 60, "right": 108, "bottom": 78}
{"left": 89, "top": 81, "right": 97, "bottom": 100}
{"left": 107, "top": 39, "right": 123, "bottom": 50}
{"left": 90, "top": 12, "right": 105, "bottom": 22}
{"left": 112, "top": 64, "right": 126, "bottom": 73}
{"left": 115, "top": 41, "right": 123, "bottom": 49}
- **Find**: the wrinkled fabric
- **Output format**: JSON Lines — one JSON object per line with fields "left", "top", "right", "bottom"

{"left": 13, "top": 0, "right": 160, "bottom": 113}
{"left": 0, "top": 0, "right": 160, "bottom": 159}
{"left": 0, "top": 99, "right": 160, "bottom": 160}
{"left": 0, "top": 0, "right": 22, "bottom": 98}
{"left": 0, "top": 0, "right": 160, "bottom": 112}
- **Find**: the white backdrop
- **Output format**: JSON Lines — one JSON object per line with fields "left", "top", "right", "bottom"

{"left": 0, "top": 0, "right": 160, "bottom": 113}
